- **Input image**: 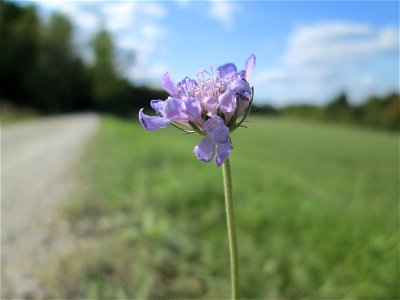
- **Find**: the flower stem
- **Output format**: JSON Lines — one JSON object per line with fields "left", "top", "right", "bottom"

{"left": 222, "top": 158, "right": 240, "bottom": 299}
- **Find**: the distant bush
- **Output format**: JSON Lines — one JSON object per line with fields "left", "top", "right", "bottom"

{"left": 324, "top": 92, "right": 354, "bottom": 122}
{"left": 280, "top": 104, "right": 325, "bottom": 120}
{"left": 251, "top": 104, "right": 279, "bottom": 116}
{"left": 356, "top": 93, "right": 400, "bottom": 131}
{"left": 257, "top": 92, "right": 399, "bottom": 132}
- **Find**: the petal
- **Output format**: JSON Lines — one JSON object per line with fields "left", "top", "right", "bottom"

{"left": 178, "top": 77, "right": 198, "bottom": 98}
{"left": 184, "top": 97, "right": 202, "bottom": 120}
{"left": 161, "top": 72, "right": 179, "bottom": 96}
{"left": 163, "top": 98, "right": 188, "bottom": 120}
{"left": 210, "top": 123, "right": 229, "bottom": 144}
{"left": 236, "top": 98, "right": 250, "bottom": 118}
{"left": 245, "top": 54, "right": 256, "bottom": 81}
{"left": 237, "top": 70, "right": 246, "bottom": 78}
{"left": 150, "top": 99, "right": 164, "bottom": 114}
{"left": 139, "top": 108, "right": 170, "bottom": 131}
{"left": 218, "top": 90, "right": 236, "bottom": 114}
{"left": 216, "top": 140, "right": 232, "bottom": 167}
{"left": 194, "top": 135, "right": 216, "bottom": 163}
{"left": 203, "top": 115, "right": 224, "bottom": 134}
{"left": 203, "top": 96, "right": 219, "bottom": 114}
{"left": 230, "top": 78, "right": 252, "bottom": 100}
{"left": 217, "top": 63, "right": 237, "bottom": 79}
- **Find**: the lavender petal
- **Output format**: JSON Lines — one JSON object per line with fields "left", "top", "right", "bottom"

{"left": 203, "top": 96, "right": 219, "bottom": 114}
{"left": 217, "top": 63, "right": 237, "bottom": 79}
{"left": 161, "top": 72, "right": 179, "bottom": 96}
{"left": 162, "top": 98, "right": 188, "bottom": 120}
{"left": 210, "top": 123, "right": 229, "bottom": 144}
{"left": 230, "top": 78, "right": 252, "bottom": 100}
{"left": 184, "top": 97, "right": 202, "bottom": 120}
{"left": 178, "top": 77, "right": 198, "bottom": 98}
{"left": 150, "top": 99, "right": 165, "bottom": 114}
{"left": 139, "top": 109, "right": 170, "bottom": 131}
{"left": 218, "top": 90, "right": 236, "bottom": 114}
{"left": 245, "top": 54, "right": 256, "bottom": 80}
{"left": 237, "top": 70, "right": 246, "bottom": 78}
{"left": 194, "top": 135, "right": 216, "bottom": 162}
{"left": 216, "top": 140, "right": 232, "bottom": 166}
{"left": 203, "top": 115, "right": 224, "bottom": 134}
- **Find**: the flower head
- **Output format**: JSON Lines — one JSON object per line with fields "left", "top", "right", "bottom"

{"left": 139, "top": 54, "right": 256, "bottom": 166}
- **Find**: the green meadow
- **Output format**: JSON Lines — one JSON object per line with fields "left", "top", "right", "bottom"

{"left": 48, "top": 116, "right": 398, "bottom": 299}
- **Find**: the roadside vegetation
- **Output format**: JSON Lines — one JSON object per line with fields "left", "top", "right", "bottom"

{"left": 0, "top": 102, "right": 39, "bottom": 125}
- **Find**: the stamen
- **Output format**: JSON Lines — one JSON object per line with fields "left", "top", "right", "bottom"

{"left": 200, "top": 71, "right": 206, "bottom": 83}
{"left": 210, "top": 64, "right": 215, "bottom": 80}
{"left": 183, "top": 78, "right": 189, "bottom": 97}
{"left": 210, "top": 81, "right": 215, "bottom": 98}
{"left": 196, "top": 72, "right": 204, "bottom": 97}
{"left": 202, "top": 68, "right": 210, "bottom": 77}
{"left": 196, "top": 72, "right": 202, "bottom": 84}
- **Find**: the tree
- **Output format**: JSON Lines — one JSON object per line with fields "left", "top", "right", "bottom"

{"left": 325, "top": 92, "right": 353, "bottom": 122}
{"left": 0, "top": 0, "right": 39, "bottom": 105}
{"left": 90, "top": 29, "right": 122, "bottom": 111}
{"left": 30, "top": 12, "right": 92, "bottom": 112}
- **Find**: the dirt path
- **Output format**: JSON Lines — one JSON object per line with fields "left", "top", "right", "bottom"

{"left": 1, "top": 113, "right": 99, "bottom": 299}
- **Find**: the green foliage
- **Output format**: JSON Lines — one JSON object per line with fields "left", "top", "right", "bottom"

{"left": 0, "top": 102, "right": 38, "bottom": 124}
{"left": 278, "top": 92, "right": 400, "bottom": 132}
{"left": 86, "top": 30, "right": 168, "bottom": 116}
{"left": 359, "top": 93, "right": 400, "bottom": 131}
{"left": 90, "top": 30, "right": 119, "bottom": 111}
{"left": 325, "top": 92, "right": 352, "bottom": 122}
{"left": 0, "top": 1, "right": 94, "bottom": 113}
{"left": 47, "top": 116, "right": 398, "bottom": 299}
{"left": 30, "top": 13, "right": 92, "bottom": 113}
{"left": 251, "top": 104, "right": 279, "bottom": 116}
{"left": 280, "top": 104, "right": 325, "bottom": 120}
{"left": 0, "top": 0, "right": 39, "bottom": 105}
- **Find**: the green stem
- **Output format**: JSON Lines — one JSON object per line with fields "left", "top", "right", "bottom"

{"left": 222, "top": 158, "right": 240, "bottom": 299}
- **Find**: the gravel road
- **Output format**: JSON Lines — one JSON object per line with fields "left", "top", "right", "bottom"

{"left": 1, "top": 113, "right": 99, "bottom": 299}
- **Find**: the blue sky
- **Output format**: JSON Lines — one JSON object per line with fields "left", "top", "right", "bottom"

{"left": 22, "top": 0, "right": 399, "bottom": 106}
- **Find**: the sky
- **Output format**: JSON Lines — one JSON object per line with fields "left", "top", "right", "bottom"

{"left": 19, "top": 0, "right": 399, "bottom": 106}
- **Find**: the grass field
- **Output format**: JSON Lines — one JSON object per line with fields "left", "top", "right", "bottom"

{"left": 46, "top": 116, "right": 398, "bottom": 299}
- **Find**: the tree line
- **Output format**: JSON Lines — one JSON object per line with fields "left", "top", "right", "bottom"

{"left": 253, "top": 92, "right": 399, "bottom": 132}
{"left": 0, "top": 0, "right": 166, "bottom": 116}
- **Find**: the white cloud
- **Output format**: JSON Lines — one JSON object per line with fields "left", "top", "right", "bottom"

{"left": 100, "top": 2, "right": 138, "bottom": 31}
{"left": 126, "top": 63, "right": 168, "bottom": 87}
{"left": 140, "top": 2, "right": 167, "bottom": 18}
{"left": 209, "top": 0, "right": 239, "bottom": 30}
{"left": 253, "top": 69, "right": 291, "bottom": 84}
{"left": 284, "top": 22, "right": 398, "bottom": 67}
{"left": 254, "top": 22, "right": 399, "bottom": 105}
{"left": 141, "top": 24, "right": 166, "bottom": 41}
{"left": 38, "top": 1, "right": 99, "bottom": 31}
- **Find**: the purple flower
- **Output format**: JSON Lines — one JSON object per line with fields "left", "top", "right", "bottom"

{"left": 139, "top": 54, "right": 256, "bottom": 166}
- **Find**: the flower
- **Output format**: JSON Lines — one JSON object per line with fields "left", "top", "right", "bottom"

{"left": 139, "top": 54, "right": 256, "bottom": 166}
